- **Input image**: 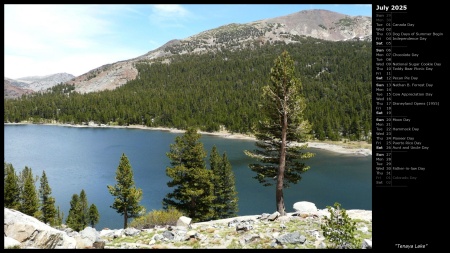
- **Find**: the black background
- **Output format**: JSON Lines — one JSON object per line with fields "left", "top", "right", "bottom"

{"left": 372, "top": 1, "right": 445, "bottom": 249}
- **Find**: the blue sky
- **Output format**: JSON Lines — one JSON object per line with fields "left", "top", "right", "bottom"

{"left": 4, "top": 4, "right": 372, "bottom": 79}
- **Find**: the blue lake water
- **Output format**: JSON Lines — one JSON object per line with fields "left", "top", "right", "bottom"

{"left": 4, "top": 124, "right": 371, "bottom": 229}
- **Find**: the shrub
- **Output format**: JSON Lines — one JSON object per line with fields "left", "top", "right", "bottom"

{"left": 321, "top": 202, "right": 360, "bottom": 249}
{"left": 130, "top": 207, "right": 184, "bottom": 229}
{"left": 6, "top": 245, "right": 21, "bottom": 249}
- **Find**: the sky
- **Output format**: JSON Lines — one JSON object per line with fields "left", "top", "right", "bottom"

{"left": 4, "top": 4, "right": 372, "bottom": 79}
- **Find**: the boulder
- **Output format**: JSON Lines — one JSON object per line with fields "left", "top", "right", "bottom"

{"left": 99, "top": 229, "right": 116, "bottom": 238}
{"left": 74, "top": 226, "right": 101, "bottom": 249}
{"left": 293, "top": 201, "right": 318, "bottom": 216}
{"left": 176, "top": 216, "right": 192, "bottom": 228}
{"left": 162, "top": 230, "right": 175, "bottom": 240}
{"left": 276, "top": 231, "right": 306, "bottom": 245}
{"left": 4, "top": 208, "right": 76, "bottom": 249}
{"left": 93, "top": 240, "right": 105, "bottom": 249}
{"left": 268, "top": 211, "right": 280, "bottom": 221}
{"left": 124, "top": 227, "right": 140, "bottom": 236}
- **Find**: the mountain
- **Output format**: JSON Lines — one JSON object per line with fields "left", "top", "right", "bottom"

{"left": 4, "top": 9, "right": 372, "bottom": 140}
{"left": 15, "top": 72, "right": 75, "bottom": 91}
{"left": 4, "top": 78, "right": 34, "bottom": 99}
{"left": 4, "top": 73, "right": 75, "bottom": 99}
{"left": 66, "top": 9, "right": 371, "bottom": 93}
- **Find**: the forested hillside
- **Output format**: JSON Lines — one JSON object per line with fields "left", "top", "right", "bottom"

{"left": 3, "top": 37, "right": 372, "bottom": 142}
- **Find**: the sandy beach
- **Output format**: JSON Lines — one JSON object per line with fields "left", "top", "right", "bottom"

{"left": 5, "top": 122, "right": 372, "bottom": 156}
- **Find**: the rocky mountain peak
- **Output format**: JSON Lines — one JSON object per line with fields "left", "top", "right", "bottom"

{"left": 4, "top": 73, "right": 75, "bottom": 99}
{"left": 7, "top": 9, "right": 371, "bottom": 96}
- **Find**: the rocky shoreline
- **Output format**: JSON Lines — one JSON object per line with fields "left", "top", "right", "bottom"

{"left": 5, "top": 202, "right": 372, "bottom": 249}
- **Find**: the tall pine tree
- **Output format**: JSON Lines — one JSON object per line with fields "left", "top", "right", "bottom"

{"left": 79, "top": 189, "right": 89, "bottom": 229}
{"left": 245, "top": 50, "right": 315, "bottom": 215}
{"left": 210, "top": 146, "right": 238, "bottom": 219}
{"left": 219, "top": 152, "right": 239, "bottom": 218}
{"left": 4, "top": 162, "right": 21, "bottom": 210}
{"left": 39, "top": 170, "right": 57, "bottom": 226}
{"left": 107, "top": 153, "right": 145, "bottom": 229}
{"left": 56, "top": 206, "right": 64, "bottom": 227}
{"left": 209, "top": 145, "right": 223, "bottom": 219}
{"left": 19, "top": 166, "right": 40, "bottom": 218}
{"left": 163, "top": 127, "right": 215, "bottom": 222}
{"left": 66, "top": 193, "right": 82, "bottom": 231}
{"left": 88, "top": 204, "right": 100, "bottom": 229}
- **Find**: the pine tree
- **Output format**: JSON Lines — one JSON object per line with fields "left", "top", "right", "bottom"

{"left": 210, "top": 146, "right": 238, "bottom": 219}
{"left": 56, "top": 206, "right": 64, "bottom": 227}
{"left": 4, "top": 162, "right": 21, "bottom": 210}
{"left": 166, "top": 127, "right": 207, "bottom": 169}
{"left": 88, "top": 204, "right": 100, "bottom": 228}
{"left": 219, "top": 152, "right": 239, "bottom": 217}
{"left": 66, "top": 193, "right": 83, "bottom": 231}
{"left": 39, "top": 170, "right": 57, "bottom": 226}
{"left": 19, "top": 166, "right": 40, "bottom": 218}
{"left": 209, "top": 146, "right": 224, "bottom": 219}
{"left": 163, "top": 127, "right": 215, "bottom": 222}
{"left": 321, "top": 202, "right": 360, "bottom": 249}
{"left": 65, "top": 189, "right": 92, "bottom": 231}
{"left": 107, "top": 153, "right": 145, "bottom": 229}
{"left": 245, "top": 50, "right": 315, "bottom": 215}
{"left": 79, "top": 189, "right": 89, "bottom": 228}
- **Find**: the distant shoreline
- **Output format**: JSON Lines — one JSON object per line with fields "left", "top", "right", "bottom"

{"left": 4, "top": 122, "right": 372, "bottom": 156}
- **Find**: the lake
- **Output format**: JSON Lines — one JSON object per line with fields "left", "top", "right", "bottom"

{"left": 4, "top": 124, "right": 371, "bottom": 229}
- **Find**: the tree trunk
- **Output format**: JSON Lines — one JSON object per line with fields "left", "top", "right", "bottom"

{"left": 277, "top": 109, "right": 288, "bottom": 216}
{"left": 124, "top": 207, "right": 127, "bottom": 229}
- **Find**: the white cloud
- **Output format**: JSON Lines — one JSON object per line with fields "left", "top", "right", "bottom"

{"left": 5, "top": 5, "right": 111, "bottom": 51}
{"left": 4, "top": 4, "right": 142, "bottom": 79}
{"left": 153, "top": 4, "right": 190, "bottom": 17}
{"left": 149, "top": 4, "right": 193, "bottom": 27}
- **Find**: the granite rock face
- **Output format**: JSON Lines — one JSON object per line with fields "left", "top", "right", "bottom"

{"left": 4, "top": 208, "right": 77, "bottom": 249}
